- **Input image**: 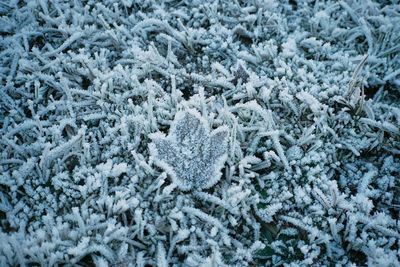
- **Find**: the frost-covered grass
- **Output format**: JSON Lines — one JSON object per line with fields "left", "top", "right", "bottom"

{"left": 0, "top": 0, "right": 399, "bottom": 266}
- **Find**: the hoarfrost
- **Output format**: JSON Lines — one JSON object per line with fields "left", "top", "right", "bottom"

{"left": 149, "top": 109, "right": 229, "bottom": 191}
{"left": 0, "top": 0, "right": 399, "bottom": 266}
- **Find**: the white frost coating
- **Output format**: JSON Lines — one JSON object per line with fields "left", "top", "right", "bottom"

{"left": 110, "top": 163, "right": 128, "bottom": 178}
{"left": 286, "top": 145, "right": 304, "bottom": 161}
{"left": 149, "top": 109, "right": 229, "bottom": 191}
{"left": 1, "top": 1, "right": 399, "bottom": 266}
{"left": 296, "top": 91, "right": 326, "bottom": 114}
{"left": 281, "top": 38, "right": 297, "bottom": 58}
{"left": 157, "top": 242, "right": 168, "bottom": 267}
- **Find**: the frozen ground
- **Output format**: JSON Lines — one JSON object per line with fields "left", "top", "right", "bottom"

{"left": 0, "top": 0, "right": 399, "bottom": 266}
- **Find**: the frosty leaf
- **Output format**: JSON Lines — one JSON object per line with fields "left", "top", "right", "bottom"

{"left": 149, "top": 109, "right": 229, "bottom": 191}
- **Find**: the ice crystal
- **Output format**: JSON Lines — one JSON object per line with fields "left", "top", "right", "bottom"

{"left": 149, "top": 109, "right": 229, "bottom": 191}
{"left": 1, "top": 0, "right": 400, "bottom": 266}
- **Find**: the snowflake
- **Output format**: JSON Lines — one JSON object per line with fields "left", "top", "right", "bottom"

{"left": 149, "top": 109, "right": 229, "bottom": 191}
